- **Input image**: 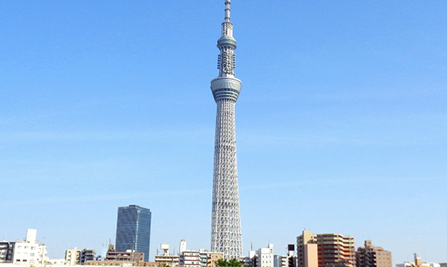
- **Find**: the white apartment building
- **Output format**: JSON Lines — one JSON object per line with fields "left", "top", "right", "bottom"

{"left": 11, "top": 229, "right": 48, "bottom": 265}
{"left": 179, "top": 250, "right": 201, "bottom": 267}
{"left": 178, "top": 249, "right": 222, "bottom": 267}
{"left": 256, "top": 244, "right": 274, "bottom": 267}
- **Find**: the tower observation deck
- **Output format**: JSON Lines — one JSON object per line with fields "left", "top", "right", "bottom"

{"left": 210, "top": 0, "right": 243, "bottom": 260}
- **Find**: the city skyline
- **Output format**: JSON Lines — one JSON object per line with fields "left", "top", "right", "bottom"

{"left": 1, "top": 0, "right": 446, "bottom": 264}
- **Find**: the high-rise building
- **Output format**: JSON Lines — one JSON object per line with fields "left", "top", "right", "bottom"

{"left": 115, "top": 205, "right": 152, "bottom": 261}
{"left": 210, "top": 0, "right": 243, "bottom": 260}
{"left": 356, "top": 240, "right": 392, "bottom": 267}
{"left": 297, "top": 230, "right": 355, "bottom": 267}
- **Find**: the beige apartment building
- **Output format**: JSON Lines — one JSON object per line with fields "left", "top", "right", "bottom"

{"left": 297, "top": 230, "right": 355, "bottom": 267}
{"left": 65, "top": 249, "right": 81, "bottom": 265}
{"left": 356, "top": 240, "right": 392, "bottom": 267}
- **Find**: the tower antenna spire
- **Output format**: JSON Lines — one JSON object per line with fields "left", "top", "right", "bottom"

{"left": 225, "top": 0, "right": 231, "bottom": 22}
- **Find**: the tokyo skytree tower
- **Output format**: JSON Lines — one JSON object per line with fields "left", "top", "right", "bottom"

{"left": 210, "top": 0, "right": 243, "bottom": 260}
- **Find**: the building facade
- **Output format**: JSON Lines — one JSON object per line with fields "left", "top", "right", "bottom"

{"left": 115, "top": 205, "right": 152, "bottom": 261}
{"left": 105, "top": 245, "right": 144, "bottom": 262}
{"left": 155, "top": 243, "right": 179, "bottom": 267}
{"left": 356, "top": 240, "right": 392, "bottom": 267}
{"left": 11, "top": 229, "right": 47, "bottom": 265}
{"left": 297, "top": 231, "right": 355, "bottom": 267}
{"left": 179, "top": 250, "right": 223, "bottom": 267}
{"left": 210, "top": 0, "right": 244, "bottom": 260}
{"left": 65, "top": 248, "right": 81, "bottom": 265}
{"left": 255, "top": 244, "right": 274, "bottom": 267}
{"left": 80, "top": 249, "right": 96, "bottom": 264}
{"left": 0, "top": 241, "right": 15, "bottom": 263}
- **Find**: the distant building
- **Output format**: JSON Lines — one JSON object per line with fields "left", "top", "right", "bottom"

{"left": 85, "top": 261, "right": 159, "bottom": 266}
{"left": 243, "top": 244, "right": 295, "bottom": 267}
{"left": 49, "top": 258, "right": 67, "bottom": 265}
{"left": 105, "top": 245, "right": 144, "bottom": 262}
{"left": 154, "top": 243, "right": 179, "bottom": 267}
{"left": 0, "top": 241, "right": 15, "bottom": 263}
{"left": 297, "top": 230, "right": 355, "bottom": 267}
{"left": 240, "top": 251, "right": 257, "bottom": 267}
{"left": 11, "top": 229, "right": 48, "bottom": 265}
{"left": 396, "top": 254, "right": 440, "bottom": 267}
{"left": 273, "top": 255, "right": 286, "bottom": 267}
{"left": 284, "top": 244, "right": 296, "bottom": 267}
{"left": 255, "top": 244, "right": 274, "bottom": 267}
{"left": 81, "top": 249, "right": 96, "bottom": 264}
{"left": 356, "top": 240, "right": 392, "bottom": 267}
{"left": 116, "top": 205, "right": 152, "bottom": 262}
{"left": 65, "top": 248, "right": 81, "bottom": 265}
{"left": 179, "top": 249, "right": 222, "bottom": 267}
{"left": 180, "top": 250, "right": 201, "bottom": 267}
{"left": 180, "top": 240, "right": 187, "bottom": 254}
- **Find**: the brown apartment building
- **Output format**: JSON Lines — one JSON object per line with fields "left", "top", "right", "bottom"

{"left": 297, "top": 230, "right": 356, "bottom": 267}
{"left": 356, "top": 241, "right": 392, "bottom": 267}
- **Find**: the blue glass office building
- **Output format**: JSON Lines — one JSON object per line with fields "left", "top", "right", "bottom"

{"left": 115, "top": 205, "right": 152, "bottom": 261}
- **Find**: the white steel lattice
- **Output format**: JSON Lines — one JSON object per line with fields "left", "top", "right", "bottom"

{"left": 210, "top": 0, "right": 243, "bottom": 260}
{"left": 211, "top": 99, "right": 242, "bottom": 259}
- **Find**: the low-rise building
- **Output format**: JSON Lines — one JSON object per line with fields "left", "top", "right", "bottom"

{"left": 156, "top": 241, "right": 222, "bottom": 267}
{"left": 85, "top": 261, "right": 159, "bottom": 267}
{"left": 81, "top": 249, "right": 96, "bottom": 264}
{"left": 396, "top": 254, "right": 440, "bottom": 267}
{"left": 155, "top": 244, "right": 179, "bottom": 267}
{"left": 0, "top": 241, "right": 15, "bottom": 263}
{"left": 105, "top": 245, "right": 144, "bottom": 262}
{"left": 11, "top": 229, "right": 48, "bottom": 265}
{"left": 66, "top": 248, "right": 82, "bottom": 265}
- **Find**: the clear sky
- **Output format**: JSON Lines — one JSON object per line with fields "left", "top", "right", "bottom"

{"left": 1, "top": 0, "right": 446, "bottom": 264}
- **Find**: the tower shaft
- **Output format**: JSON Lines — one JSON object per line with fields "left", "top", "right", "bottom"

{"left": 210, "top": 0, "right": 243, "bottom": 260}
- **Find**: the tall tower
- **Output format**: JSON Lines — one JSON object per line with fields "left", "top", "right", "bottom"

{"left": 210, "top": 0, "right": 243, "bottom": 260}
{"left": 115, "top": 205, "right": 152, "bottom": 261}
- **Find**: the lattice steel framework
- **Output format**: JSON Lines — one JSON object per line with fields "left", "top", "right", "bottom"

{"left": 210, "top": 0, "right": 243, "bottom": 260}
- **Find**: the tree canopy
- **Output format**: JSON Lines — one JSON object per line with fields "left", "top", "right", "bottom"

{"left": 216, "top": 258, "right": 243, "bottom": 267}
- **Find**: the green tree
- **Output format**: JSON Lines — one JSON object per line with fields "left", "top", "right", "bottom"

{"left": 216, "top": 258, "right": 243, "bottom": 267}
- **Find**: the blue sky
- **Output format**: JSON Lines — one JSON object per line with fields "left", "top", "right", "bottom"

{"left": 1, "top": 0, "right": 446, "bottom": 264}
